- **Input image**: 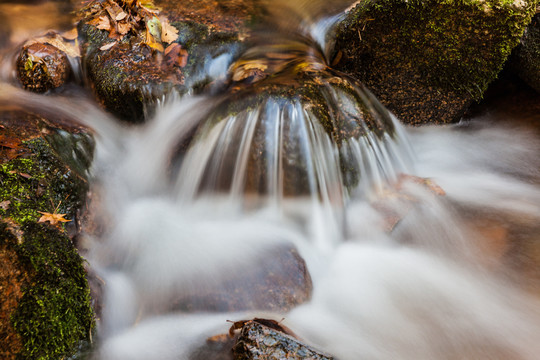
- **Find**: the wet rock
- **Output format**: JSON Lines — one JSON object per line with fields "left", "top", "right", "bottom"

{"left": 0, "top": 109, "right": 95, "bottom": 359}
{"left": 510, "top": 12, "right": 540, "bottom": 92}
{"left": 333, "top": 0, "right": 538, "bottom": 125}
{"left": 77, "top": 0, "right": 256, "bottom": 122}
{"left": 173, "top": 245, "right": 312, "bottom": 312}
{"left": 232, "top": 320, "right": 335, "bottom": 360}
{"left": 183, "top": 32, "right": 407, "bottom": 197}
{"left": 16, "top": 43, "right": 71, "bottom": 93}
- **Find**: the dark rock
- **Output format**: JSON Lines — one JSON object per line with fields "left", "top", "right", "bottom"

{"left": 333, "top": 0, "right": 538, "bottom": 125}
{"left": 232, "top": 320, "right": 335, "bottom": 360}
{"left": 173, "top": 245, "right": 312, "bottom": 312}
{"left": 510, "top": 12, "right": 540, "bottom": 92}
{"left": 16, "top": 43, "right": 71, "bottom": 93}
{"left": 77, "top": 0, "right": 256, "bottom": 122}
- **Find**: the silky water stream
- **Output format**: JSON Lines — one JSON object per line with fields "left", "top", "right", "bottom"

{"left": 2, "top": 6, "right": 540, "bottom": 360}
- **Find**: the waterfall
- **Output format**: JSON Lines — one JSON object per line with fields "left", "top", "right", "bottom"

{"left": 1, "top": 4, "right": 540, "bottom": 360}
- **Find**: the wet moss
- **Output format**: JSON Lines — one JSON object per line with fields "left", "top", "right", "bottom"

{"left": 510, "top": 13, "right": 540, "bottom": 92}
{"left": 4, "top": 221, "right": 94, "bottom": 360}
{"left": 334, "top": 0, "right": 538, "bottom": 124}
{"left": 0, "top": 138, "right": 88, "bottom": 226}
{"left": 0, "top": 123, "right": 94, "bottom": 358}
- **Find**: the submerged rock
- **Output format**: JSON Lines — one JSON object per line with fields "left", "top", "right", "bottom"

{"left": 0, "top": 109, "right": 95, "bottom": 359}
{"left": 510, "top": 12, "right": 540, "bottom": 93}
{"left": 173, "top": 245, "right": 312, "bottom": 312}
{"left": 333, "top": 0, "right": 538, "bottom": 125}
{"left": 77, "top": 0, "right": 256, "bottom": 122}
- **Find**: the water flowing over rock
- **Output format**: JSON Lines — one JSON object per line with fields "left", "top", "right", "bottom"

{"left": 77, "top": 0, "right": 256, "bottom": 122}
{"left": 333, "top": 0, "right": 538, "bottom": 125}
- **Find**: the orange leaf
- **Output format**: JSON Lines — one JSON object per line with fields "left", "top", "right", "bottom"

{"left": 38, "top": 211, "right": 71, "bottom": 225}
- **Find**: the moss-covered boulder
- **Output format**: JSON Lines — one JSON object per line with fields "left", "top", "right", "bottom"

{"left": 333, "top": 0, "right": 538, "bottom": 125}
{"left": 510, "top": 12, "right": 540, "bottom": 92}
{"left": 77, "top": 0, "right": 258, "bottom": 122}
{"left": 0, "top": 109, "right": 95, "bottom": 359}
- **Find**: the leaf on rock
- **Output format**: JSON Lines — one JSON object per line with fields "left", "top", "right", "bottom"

{"left": 96, "top": 15, "right": 112, "bottom": 31}
{"left": 145, "top": 18, "right": 164, "bottom": 52}
{"left": 61, "top": 28, "right": 79, "bottom": 40}
{"left": 146, "top": 17, "right": 162, "bottom": 40}
{"left": 100, "top": 41, "right": 117, "bottom": 51}
{"left": 161, "top": 19, "right": 178, "bottom": 43}
{"left": 117, "top": 22, "right": 132, "bottom": 35}
{"left": 0, "top": 200, "right": 11, "bottom": 211}
{"left": 38, "top": 211, "right": 71, "bottom": 225}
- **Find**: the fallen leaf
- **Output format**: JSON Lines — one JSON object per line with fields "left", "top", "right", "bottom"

{"left": 0, "top": 200, "right": 11, "bottom": 210}
{"left": 164, "top": 42, "right": 180, "bottom": 56}
{"left": 177, "top": 48, "right": 188, "bottom": 67}
{"left": 96, "top": 15, "right": 112, "bottom": 31}
{"left": 117, "top": 21, "right": 132, "bottom": 35}
{"left": 116, "top": 11, "right": 128, "bottom": 21}
{"left": 160, "top": 19, "right": 178, "bottom": 43}
{"left": 38, "top": 211, "right": 71, "bottom": 225}
{"left": 146, "top": 17, "right": 162, "bottom": 40}
{"left": 61, "top": 28, "right": 79, "bottom": 40}
{"left": 44, "top": 35, "right": 81, "bottom": 58}
{"left": 0, "top": 134, "right": 23, "bottom": 150}
{"left": 145, "top": 24, "right": 163, "bottom": 52}
{"left": 100, "top": 41, "right": 117, "bottom": 51}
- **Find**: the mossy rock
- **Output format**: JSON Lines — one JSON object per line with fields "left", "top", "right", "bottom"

{"left": 333, "top": 0, "right": 538, "bottom": 125}
{"left": 0, "top": 110, "right": 95, "bottom": 359}
{"left": 510, "top": 12, "right": 540, "bottom": 92}
{"left": 77, "top": 0, "right": 258, "bottom": 122}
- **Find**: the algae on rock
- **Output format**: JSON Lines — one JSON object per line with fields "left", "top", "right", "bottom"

{"left": 0, "top": 110, "right": 95, "bottom": 360}
{"left": 333, "top": 0, "right": 538, "bottom": 125}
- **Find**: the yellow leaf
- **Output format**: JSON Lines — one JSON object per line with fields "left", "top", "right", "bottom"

{"left": 160, "top": 19, "right": 178, "bottom": 44}
{"left": 38, "top": 211, "right": 71, "bottom": 225}
{"left": 145, "top": 26, "right": 163, "bottom": 52}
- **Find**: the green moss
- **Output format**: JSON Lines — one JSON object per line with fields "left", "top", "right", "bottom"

{"left": 10, "top": 222, "right": 94, "bottom": 360}
{"left": 337, "top": 0, "right": 537, "bottom": 100}
{"left": 0, "top": 138, "right": 88, "bottom": 226}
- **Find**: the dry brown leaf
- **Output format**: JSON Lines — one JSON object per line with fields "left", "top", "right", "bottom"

{"left": 164, "top": 42, "right": 180, "bottom": 56}
{"left": 96, "top": 15, "right": 112, "bottom": 31}
{"left": 160, "top": 19, "right": 178, "bottom": 44}
{"left": 100, "top": 41, "right": 117, "bottom": 51}
{"left": 0, "top": 134, "right": 23, "bottom": 150}
{"left": 0, "top": 200, "right": 11, "bottom": 210}
{"left": 38, "top": 211, "right": 71, "bottom": 225}
{"left": 44, "top": 35, "right": 81, "bottom": 58}
{"left": 117, "top": 22, "right": 132, "bottom": 35}
{"left": 116, "top": 11, "right": 128, "bottom": 21}
{"left": 61, "top": 28, "right": 79, "bottom": 40}
{"left": 177, "top": 48, "right": 188, "bottom": 67}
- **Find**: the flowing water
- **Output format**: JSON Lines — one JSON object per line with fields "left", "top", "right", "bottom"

{"left": 2, "top": 2, "right": 540, "bottom": 359}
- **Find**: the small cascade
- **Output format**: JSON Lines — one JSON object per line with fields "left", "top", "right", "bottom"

{"left": 2, "top": 3, "right": 540, "bottom": 360}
